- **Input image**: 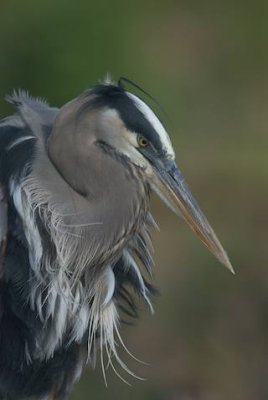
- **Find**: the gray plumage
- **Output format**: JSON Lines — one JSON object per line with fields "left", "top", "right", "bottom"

{"left": 0, "top": 80, "right": 232, "bottom": 399}
{"left": 5, "top": 90, "right": 154, "bottom": 361}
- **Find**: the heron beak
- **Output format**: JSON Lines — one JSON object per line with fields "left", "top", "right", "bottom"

{"left": 150, "top": 158, "right": 234, "bottom": 273}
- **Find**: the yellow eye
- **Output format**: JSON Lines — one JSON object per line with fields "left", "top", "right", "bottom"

{"left": 138, "top": 136, "right": 149, "bottom": 148}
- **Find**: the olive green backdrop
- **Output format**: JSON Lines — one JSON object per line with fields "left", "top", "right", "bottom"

{"left": 0, "top": 1, "right": 267, "bottom": 399}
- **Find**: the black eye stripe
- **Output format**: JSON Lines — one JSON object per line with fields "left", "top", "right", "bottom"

{"left": 114, "top": 97, "right": 163, "bottom": 151}
{"left": 84, "top": 84, "right": 165, "bottom": 155}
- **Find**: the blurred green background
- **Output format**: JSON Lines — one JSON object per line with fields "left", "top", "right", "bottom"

{"left": 0, "top": 1, "right": 268, "bottom": 399}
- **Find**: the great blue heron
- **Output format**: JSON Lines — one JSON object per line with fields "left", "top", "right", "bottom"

{"left": 0, "top": 77, "right": 233, "bottom": 400}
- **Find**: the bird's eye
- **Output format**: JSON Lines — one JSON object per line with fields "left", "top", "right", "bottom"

{"left": 138, "top": 136, "right": 149, "bottom": 148}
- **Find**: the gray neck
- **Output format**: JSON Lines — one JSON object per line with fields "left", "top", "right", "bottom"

{"left": 30, "top": 139, "right": 149, "bottom": 271}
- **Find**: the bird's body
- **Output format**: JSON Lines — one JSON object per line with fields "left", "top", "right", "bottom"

{"left": 0, "top": 80, "right": 232, "bottom": 399}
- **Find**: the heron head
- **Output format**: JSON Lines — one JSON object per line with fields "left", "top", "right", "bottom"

{"left": 48, "top": 80, "right": 233, "bottom": 272}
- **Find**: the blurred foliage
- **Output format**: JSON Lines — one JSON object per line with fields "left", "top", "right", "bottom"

{"left": 0, "top": 0, "right": 268, "bottom": 399}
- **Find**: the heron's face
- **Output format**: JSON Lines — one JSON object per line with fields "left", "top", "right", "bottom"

{"left": 90, "top": 84, "right": 233, "bottom": 272}
{"left": 49, "top": 83, "right": 232, "bottom": 271}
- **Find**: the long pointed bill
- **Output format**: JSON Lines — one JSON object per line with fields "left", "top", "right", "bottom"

{"left": 150, "top": 158, "right": 234, "bottom": 273}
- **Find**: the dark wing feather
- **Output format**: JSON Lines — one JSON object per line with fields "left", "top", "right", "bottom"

{"left": 0, "top": 184, "right": 7, "bottom": 278}
{"left": 0, "top": 93, "right": 65, "bottom": 399}
{"left": 0, "top": 92, "right": 57, "bottom": 279}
